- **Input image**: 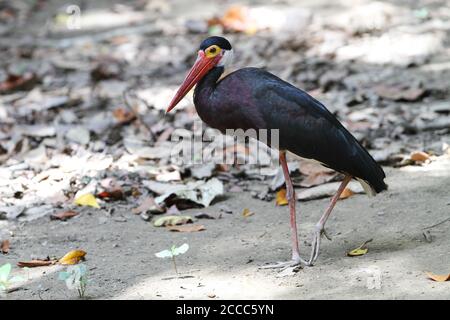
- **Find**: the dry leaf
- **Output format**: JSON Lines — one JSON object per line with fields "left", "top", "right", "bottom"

{"left": 97, "top": 189, "right": 124, "bottom": 200}
{"left": 410, "top": 151, "right": 430, "bottom": 162}
{"left": 167, "top": 224, "right": 205, "bottom": 232}
{"left": 1, "top": 239, "right": 10, "bottom": 254}
{"left": 59, "top": 249, "right": 87, "bottom": 265}
{"left": 347, "top": 239, "right": 372, "bottom": 257}
{"left": 113, "top": 107, "right": 136, "bottom": 124}
{"left": 374, "top": 85, "right": 426, "bottom": 101}
{"left": 18, "top": 259, "right": 57, "bottom": 268}
{"left": 425, "top": 272, "right": 450, "bottom": 282}
{"left": 132, "top": 197, "right": 164, "bottom": 214}
{"left": 0, "top": 72, "right": 37, "bottom": 93}
{"left": 297, "top": 181, "right": 364, "bottom": 201}
{"left": 242, "top": 208, "right": 254, "bottom": 217}
{"left": 300, "top": 171, "right": 337, "bottom": 188}
{"left": 276, "top": 188, "right": 289, "bottom": 206}
{"left": 74, "top": 193, "right": 100, "bottom": 208}
{"left": 299, "top": 160, "right": 334, "bottom": 176}
{"left": 339, "top": 188, "right": 355, "bottom": 200}
{"left": 347, "top": 248, "right": 368, "bottom": 256}
{"left": 50, "top": 210, "right": 79, "bottom": 221}
{"left": 153, "top": 215, "right": 193, "bottom": 227}
{"left": 166, "top": 205, "right": 180, "bottom": 215}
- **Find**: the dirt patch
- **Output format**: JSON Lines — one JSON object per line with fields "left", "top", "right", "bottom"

{"left": 1, "top": 158, "right": 449, "bottom": 300}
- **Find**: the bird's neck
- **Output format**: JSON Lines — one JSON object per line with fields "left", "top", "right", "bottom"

{"left": 194, "top": 66, "right": 224, "bottom": 103}
{"left": 193, "top": 66, "right": 226, "bottom": 129}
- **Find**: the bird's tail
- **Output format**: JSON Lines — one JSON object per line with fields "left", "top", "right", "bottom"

{"left": 352, "top": 142, "right": 388, "bottom": 196}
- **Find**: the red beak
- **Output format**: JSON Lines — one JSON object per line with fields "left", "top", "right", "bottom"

{"left": 166, "top": 50, "right": 221, "bottom": 113}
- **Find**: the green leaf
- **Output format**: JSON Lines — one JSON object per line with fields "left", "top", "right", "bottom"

{"left": 0, "top": 264, "right": 11, "bottom": 283}
{"left": 77, "top": 264, "right": 87, "bottom": 276}
{"left": 173, "top": 243, "right": 189, "bottom": 256}
{"left": 58, "top": 272, "right": 70, "bottom": 281}
{"left": 155, "top": 249, "right": 173, "bottom": 258}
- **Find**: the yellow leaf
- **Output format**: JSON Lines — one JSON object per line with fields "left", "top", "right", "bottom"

{"left": 276, "top": 189, "right": 288, "bottom": 206}
{"left": 59, "top": 249, "right": 86, "bottom": 265}
{"left": 74, "top": 193, "right": 100, "bottom": 208}
{"left": 425, "top": 272, "right": 450, "bottom": 282}
{"left": 340, "top": 187, "right": 355, "bottom": 200}
{"left": 242, "top": 208, "right": 254, "bottom": 217}
{"left": 153, "top": 215, "right": 193, "bottom": 227}
{"left": 347, "top": 248, "right": 368, "bottom": 256}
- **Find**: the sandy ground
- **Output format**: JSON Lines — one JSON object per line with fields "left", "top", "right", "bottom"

{"left": 1, "top": 157, "right": 449, "bottom": 300}
{"left": 1, "top": 0, "right": 449, "bottom": 301}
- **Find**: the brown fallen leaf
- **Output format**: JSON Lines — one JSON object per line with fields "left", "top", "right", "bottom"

{"left": 242, "top": 208, "right": 254, "bottom": 217}
{"left": 299, "top": 160, "right": 335, "bottom": 176}
{"left": 410, "top": 151, "right": 430, "bottom": 162}
{"left": 374, "top": 85, "right": 426, "bottom": 102}
{"left": 209, "top": 5, "right": 258, "bottom": 34}
{"left": 297, "top": 181, "right": 364, "bottom": 201}
{"left": 18, "top": 259, "right": 57, "bottom": 268}
{"left": 132, "top": 196, "right": 164, "bottom": 214}
{"left": 0, "top": 72, "right": 37, "bottom": 93}
{"left": 167, "top": 224, "right": 206, "bottom": 232}
{"left": 276, "top": 188, "right": 289, "bottom": 206}
{"left": 339, "top": 187, "right": 355, "bottom": 200}
{"left": 97, "top": 189, "right": 124, "bottom": 201}
{"left": 300, "top": 171, "right": 337, "bottom": 188}
{"left": 1, "top": 239, "right": 10, "bottom": 254}
{"left": 59, "top": 249, "right": 86, "bottom": 265}
{"left": 113, "top": 107, "right": 136, "bottom": 124}
{"left": 50, "top": 210, "right": 79, "bottom": 221}
{"left": 425, "top": 272, "right": 450, "bottom": 282}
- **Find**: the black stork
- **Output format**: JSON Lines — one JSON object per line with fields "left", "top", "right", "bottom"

{"left": 167, "top": 36, "right": 387, "bottom": 268}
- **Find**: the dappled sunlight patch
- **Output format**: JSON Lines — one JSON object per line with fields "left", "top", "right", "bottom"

{"left": 112, "top": 265, "right": 293, "bottom": 300}
{"left": 400, "top": 155, "right": 450, "bottom": 175}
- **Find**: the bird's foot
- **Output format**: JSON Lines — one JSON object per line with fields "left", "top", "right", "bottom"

{"left": 259, "top": 255, "right": 308, "bottom": 271}
{"left": 307, "top": 224, "right": 331, "bottom": 266}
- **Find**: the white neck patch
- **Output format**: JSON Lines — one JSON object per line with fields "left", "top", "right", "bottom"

{"left": 217, "top": 49, "right": 234, "bottom": 68}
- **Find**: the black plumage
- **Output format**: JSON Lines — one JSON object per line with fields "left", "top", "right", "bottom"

{"left": 194, "top": 66, "right": 387, "bottom": 194}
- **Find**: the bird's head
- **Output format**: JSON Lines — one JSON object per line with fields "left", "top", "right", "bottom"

{"left": 166, "top": 36, "right": 233, "bottom": 113}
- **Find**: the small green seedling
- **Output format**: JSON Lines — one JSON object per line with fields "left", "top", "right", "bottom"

{"left": 58, "top": 264, "right": 88, "bottom": 298}
{"left": 0, "top": 263, "right": 23, "bottom": 294}
{"left": 155, "top": 243, "right": 189, "bottom": 275}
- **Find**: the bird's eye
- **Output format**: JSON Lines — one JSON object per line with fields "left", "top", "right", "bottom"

{"left": 205, "top": 45, "right": 221, "bottom": 58}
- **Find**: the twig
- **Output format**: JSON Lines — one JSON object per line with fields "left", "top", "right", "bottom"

{"left": 358, "top": 238, "right": 373, "bottom": 249}
{"left": 423, "top": 217, "right": 450, "bottom": 230}
{"left": 172, "top": 256, "right": 178, "bottom": 275}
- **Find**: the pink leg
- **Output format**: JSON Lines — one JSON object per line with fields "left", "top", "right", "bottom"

{"left": 307, "top": 175, "right": 352, "bottom": 265}
{"left": 260, "top": 151, "right": 307, "bottom": 270}
{"left": 280, "top": 151, "right": 301, "bottom": 261}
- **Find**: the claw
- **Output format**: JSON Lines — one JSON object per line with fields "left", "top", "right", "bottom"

{"left": 307, "top": 225, "right": 330, "bottom": 266}
{"left": 259, "top": 256, "right": 308, "bottom": 271}
{"left": 322, "top": 228, "right": 332, "bottom": 241}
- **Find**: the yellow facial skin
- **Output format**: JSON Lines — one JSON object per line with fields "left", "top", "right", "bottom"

{"left": 204, "top": 45, "right": 222, "bottom": 58}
